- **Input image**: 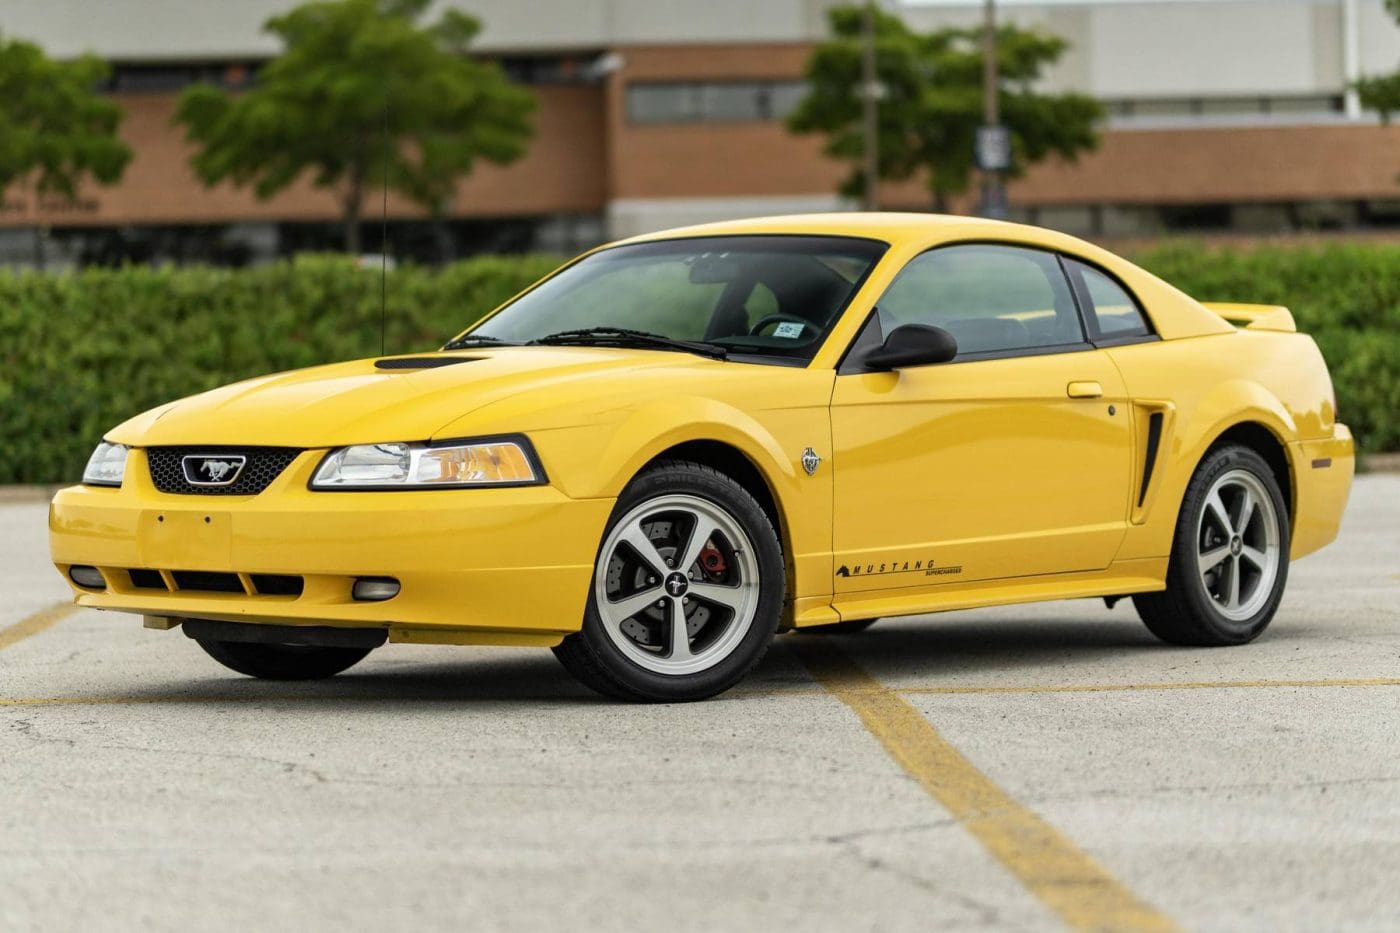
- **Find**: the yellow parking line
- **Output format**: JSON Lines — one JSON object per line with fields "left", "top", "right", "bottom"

{"left": 0, "top": 602, "right": 77, "bottom": 652}
{"left": 0, "top": 694, "right": 309, "bottom": 708}
{"left": 897, "top": 677, "right": 1400, "bottom": 696}
{"left": 791, "top": 639, "right": 1177, "bottom": 932}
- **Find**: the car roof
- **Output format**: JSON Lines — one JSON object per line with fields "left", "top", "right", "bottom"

{"left": 615, "top": 212, "right": 1081, "bottom": 252}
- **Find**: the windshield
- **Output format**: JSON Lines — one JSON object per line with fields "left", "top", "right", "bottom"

{"left": 458, "top": 235, "right": 888, "bottom": 362}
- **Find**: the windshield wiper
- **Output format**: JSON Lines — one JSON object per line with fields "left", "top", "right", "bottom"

{"left": 441, "top": 333, "right": 517, "bottom": 350}
{"left": 528, "top": 327, "right": 727, "bottom": 360}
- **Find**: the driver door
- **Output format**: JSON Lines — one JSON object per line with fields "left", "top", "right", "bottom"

{"left": 829, "top": 244, "right": 1133, "bottom": 594}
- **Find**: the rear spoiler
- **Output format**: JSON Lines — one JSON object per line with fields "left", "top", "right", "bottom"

{"left": 1200, "top": 302, "right": 1297, "bottom": 333}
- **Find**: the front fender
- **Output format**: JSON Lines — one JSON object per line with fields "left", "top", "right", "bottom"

{"left": 555, "top": 396, "right": 798, "bottom": 500}
{"left": 524, "top": 393, "right": 836, "bottom": 610}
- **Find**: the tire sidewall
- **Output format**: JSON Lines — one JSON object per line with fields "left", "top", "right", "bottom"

{"left": 578, "top": 464, "right": 785, "bottom": 701}
{"left": 1175, "top": 446, "right": 1291, "bottom": 643}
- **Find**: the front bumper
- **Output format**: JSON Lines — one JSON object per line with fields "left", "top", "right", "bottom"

{"left": 49, "top": 448, "right": 614, "bottom": 644}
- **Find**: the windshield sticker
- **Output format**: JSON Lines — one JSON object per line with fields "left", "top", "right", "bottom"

{"left": 773, "top": 322, "right": 805, "bottom": 339}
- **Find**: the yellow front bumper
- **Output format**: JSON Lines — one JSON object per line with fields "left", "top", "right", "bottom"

{"left": 49, "top": 450, "right": 615, "bottom": 645}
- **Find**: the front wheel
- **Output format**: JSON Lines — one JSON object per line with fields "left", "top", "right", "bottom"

{"left": 195, "top": 638, "right": 372, "bottom": 680}
{"left": 1134, "top": 444, "right": 1290, "bottom": 646}
{"left": 553, "top": 460, "right": 784, "bottom": 702}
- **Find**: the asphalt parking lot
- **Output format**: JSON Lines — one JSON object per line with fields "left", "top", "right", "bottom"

{"left": 2, "top": 476, "right": 1396, "bottom": 932}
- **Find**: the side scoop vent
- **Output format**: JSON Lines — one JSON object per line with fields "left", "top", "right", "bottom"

{"left": 374, "top": 356, "right": 479, "bottom": 371}
{"left": 1137, "top": 412, "right": 1164, "bottom": 508}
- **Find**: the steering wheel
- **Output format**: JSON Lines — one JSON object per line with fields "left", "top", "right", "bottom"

{"left": 749, "top": 313, "right": 811, "bottom": 337}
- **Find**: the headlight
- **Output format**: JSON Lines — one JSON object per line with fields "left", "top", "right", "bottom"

{"left": 83, "top": 442, "right": 129, "bottom": 487}
{"left": 310, "top": 437, "right": 543, "bottom": 489}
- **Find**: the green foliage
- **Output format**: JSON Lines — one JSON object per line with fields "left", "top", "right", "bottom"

{"left": 1355, "top": 1, "right": 1400, "bottom": 120}
{"left": 0, "top": 254, "right": 560, "bottom": 484}
{"left": 788, "top": 5, "right": 1102, "bottom": 209}
{"left": 174, "top": 0, "right": 535, "bottom": 253}
{"left": 1133, "top": 242, "right": 1400, "bottom": 455}
{"left": 0, "top": 31, "right": 131, "bottom": 205}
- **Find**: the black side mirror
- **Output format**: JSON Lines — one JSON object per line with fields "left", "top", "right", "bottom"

{"left": 863, "top": 324, "right": 958, "bottom": 371}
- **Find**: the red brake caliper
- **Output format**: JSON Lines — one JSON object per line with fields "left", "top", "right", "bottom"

{"left": 698, "top": 543, "right": 726, "bottom": 580}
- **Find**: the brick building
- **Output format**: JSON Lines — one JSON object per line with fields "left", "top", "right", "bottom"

{"left": 2, "top": 0, "right": 1399, "bottom": 264}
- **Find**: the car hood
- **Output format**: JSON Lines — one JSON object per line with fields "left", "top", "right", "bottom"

{"left": 110, "top": 348, "right": 698, "bottom": 448}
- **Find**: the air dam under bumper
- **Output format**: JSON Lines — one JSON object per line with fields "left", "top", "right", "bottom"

{"left": 49, "top": 472, "right": 614, "bottom": 647}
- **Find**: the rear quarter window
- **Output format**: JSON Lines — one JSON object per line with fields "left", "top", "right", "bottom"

{"left": 1068, "top": 259, "right": 1153, "bottom": 340}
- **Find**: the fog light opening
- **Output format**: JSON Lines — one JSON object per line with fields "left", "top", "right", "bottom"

{"left": 69, "top": 565, "right": 107, "bottom": 590}
{"left": 352, "top": 577, "right": 401, "bottom": 602}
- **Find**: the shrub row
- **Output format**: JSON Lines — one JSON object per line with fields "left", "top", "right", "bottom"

{"left": 0, "top": 243, "right": 1395, "bottom": 484}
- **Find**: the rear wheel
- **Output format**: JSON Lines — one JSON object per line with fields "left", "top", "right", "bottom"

{"left": 1134, "top": 444, "right": 1289, "bottom": 646}
{"left": 553, "top": 460, "right": 784, "bottom": 702}
{"left": 195, "top": 639, "right": 372, "bottom": 680}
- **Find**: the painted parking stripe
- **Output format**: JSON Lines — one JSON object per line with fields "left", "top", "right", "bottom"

{"left": 790, "top": 638, "right": 1177, "bottom": 932}
{"left": 896, "top": 677, "right": 1400, "bottom": 696}
{"left": 0, "top": 603, "right": 77, "bottom": 652}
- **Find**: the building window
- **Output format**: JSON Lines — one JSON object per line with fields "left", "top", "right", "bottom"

{"left": 626, "top": 80, "right": 807, "bottom": 124}
{"left": 103, "top": 62, "right": 260, "bottom": 93}
{"left": 1102, "top": 95, "right": 1345, "bottom": 124}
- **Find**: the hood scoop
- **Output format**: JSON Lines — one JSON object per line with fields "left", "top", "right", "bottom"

{"left": 374, "top": 356, "right": 480, "bottom": 371}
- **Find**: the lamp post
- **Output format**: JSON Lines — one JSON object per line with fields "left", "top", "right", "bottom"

{"left": 860, "top": 0, "right": 880, "bottom": 212}
{"left": 976, "top": 0, "right": 1009, "bottom": 218}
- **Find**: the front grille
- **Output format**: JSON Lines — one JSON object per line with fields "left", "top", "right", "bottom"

{"left": 250, "top": 574, "right": 304, "bottom": 597}
{"left": 128, "top": 569, "right": 166, "bottom": 590}
{"left": 122, "top": 568, "right": 306, "bottom": 598}
{"left": 147, "top": 446, "right": 301, "bottom": 496}
{"left": 171, "top": 570, "right": 245, "bottom": 593}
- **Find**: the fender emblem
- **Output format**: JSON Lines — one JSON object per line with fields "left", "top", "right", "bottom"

{"left": 801, "top": 447, "right": 822, "bottom": 476}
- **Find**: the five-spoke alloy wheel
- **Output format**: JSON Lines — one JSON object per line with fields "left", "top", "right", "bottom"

{"left": 553, "top": 461, "right": 784, "bottom": 702}
{"left": 1194, "top": 469, "right": 1281, "bottom": 621}
{"left": 1135, "top": 444, "right": 1290, "bottom": 646}
{"left": 593, "top": 493, "right": 761, "bottom": 675}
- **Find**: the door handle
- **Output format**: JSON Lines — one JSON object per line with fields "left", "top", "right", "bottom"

{"left": 1066, "top": 381, "right": 1103, "bottom": 399}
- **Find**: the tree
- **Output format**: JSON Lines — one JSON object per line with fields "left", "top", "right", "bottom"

{"left": 788, "top": 5, "right": 1102, "bottom": 212}
{"left": 0, "top": 31, "right": 132, "bottom": 261}
{"left": 1356, "top": 0, "right": 1400, "bottom": 120}
{"left": 175, "top": 0, "right": 534, "bottom": 254}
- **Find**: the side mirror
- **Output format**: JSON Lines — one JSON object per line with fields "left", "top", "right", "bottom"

{"left": 863, "top": 324, "right": 958, "bottom": 371}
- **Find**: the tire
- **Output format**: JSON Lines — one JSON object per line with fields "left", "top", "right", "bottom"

{"left": 553, "top": 460, "right": 784, "bottom": 702}
{"left": 1133, "top": 444, "right": 1290, "bottom": 646}
{"left": 195, "top": 638, "right": 372, "bottom": 680}
{"left": 796, "top": 618, "right": 878, "bottom": 634}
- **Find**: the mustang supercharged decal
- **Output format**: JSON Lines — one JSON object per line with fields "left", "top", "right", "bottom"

{"left": 836, "top": 559, "right": 963, "bottom": 578}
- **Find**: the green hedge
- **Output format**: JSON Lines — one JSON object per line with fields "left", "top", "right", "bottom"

{"left": 1, "top": 243, "right": 1396, "bottom": 484}
{"left": 1131, "top": 242, "right": 1399, "bottom": 457}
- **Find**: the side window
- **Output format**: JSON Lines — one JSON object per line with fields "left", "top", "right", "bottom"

{"left": 876, "top": 245, "right": 1085, "bottom": 356}
{"left": 1068, "top": 259, "right": 1152, "bottom": 340}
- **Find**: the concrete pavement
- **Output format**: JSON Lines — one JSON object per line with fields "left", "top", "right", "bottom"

{"left": 2, "top": 477, "right": 1397, "bottom": 931}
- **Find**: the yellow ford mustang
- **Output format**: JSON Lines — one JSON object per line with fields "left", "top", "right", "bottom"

{"left": 50, "top": 214, "right": 1353, "bottom": 701}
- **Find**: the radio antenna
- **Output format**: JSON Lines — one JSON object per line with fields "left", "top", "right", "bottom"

{"left": 379, "top": 99, "right": 389, "bottom": 357}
